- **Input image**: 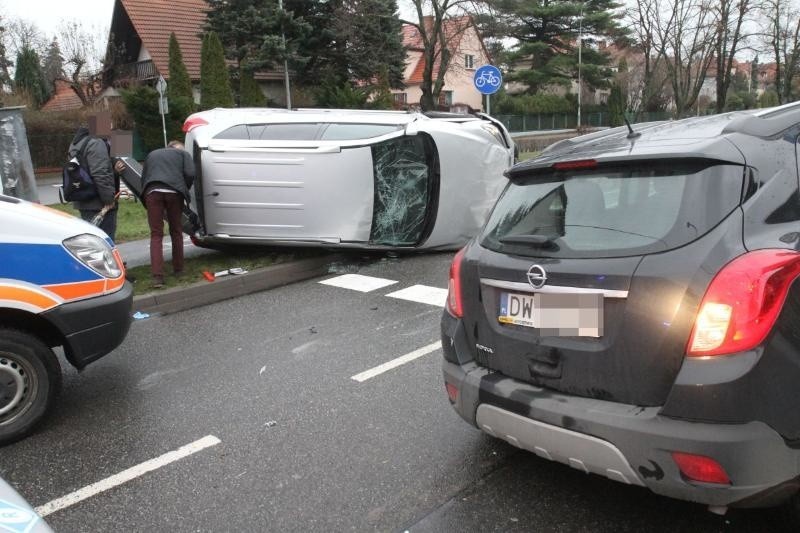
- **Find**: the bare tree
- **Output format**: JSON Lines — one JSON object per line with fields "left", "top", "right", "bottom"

{"left": 713, "top": 0, "right": 753, "bottom": 111}
{"left": 625, "top": 0, "right": 673, "bottom": 114}
{"left": 402, "top": 0, "right": 476, "bottom": 111}
{"left": 761, "top": 0, "right": 800, "bottom": 103}
{"left": 5, "top": 18, "right": 46, "bottom": 58}
{"left": 58, "top": 20, "right": 107, "bottom": 106}
{"left": 659, "top": 0, "right": 718, "bottom": 116}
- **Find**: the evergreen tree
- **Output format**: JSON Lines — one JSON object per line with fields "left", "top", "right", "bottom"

{"left": 123, "top": 86, "right": 194, "bottom": 152}
{"left": 489, "top": 0, "right": 626, "bottom": 93}
{"left": 168, "top": 33, "right": 194, "bottom": 102}
{"left": 14, "top": 46, "right": 49, "bottom": 107}
{"left": 608, "top": 82, "right": 625, "bottom": 127}
{"left": 239, "top": 68, "right": 267, "bottom": 106}
{"left": 0, "top": 17, "right": 12, "bottom": 89}
{"left": 200, "top": 32, "right": 234, "bottom": 110}
{"left": 42, "top": 38, "right": 64, "bottom": 89}
{"left": 329, "top": 0, "right": 405, "bottom": 88}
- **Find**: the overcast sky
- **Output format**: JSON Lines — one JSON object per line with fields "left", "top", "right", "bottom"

{"left": 2, "top": 0, "right": 113, "bottom": 39}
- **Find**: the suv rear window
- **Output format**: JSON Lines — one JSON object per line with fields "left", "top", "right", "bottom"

{"left": 481, "top": 161, "right": 744, "bottom": 259}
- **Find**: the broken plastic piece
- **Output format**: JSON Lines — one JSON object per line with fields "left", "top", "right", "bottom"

{"left": 203, "top": 267, "right": 248, "bottom": 281}
{"left": 264, "top": 420, "right": 277, "bottom": 429}
{"left": 132, "top": 311, "right": 150, "bottom": 320}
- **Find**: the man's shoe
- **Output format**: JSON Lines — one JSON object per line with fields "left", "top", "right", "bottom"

{"left": 151, "top": 278, "right": 165, "bottom": 290}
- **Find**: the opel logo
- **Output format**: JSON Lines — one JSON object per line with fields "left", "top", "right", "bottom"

{"left": 527, "top": 265, "right": 547, "bottom": 289}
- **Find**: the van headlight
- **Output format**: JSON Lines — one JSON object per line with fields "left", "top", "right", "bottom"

{"left": 63, "top": 234, "right": 122, "bottom": 278}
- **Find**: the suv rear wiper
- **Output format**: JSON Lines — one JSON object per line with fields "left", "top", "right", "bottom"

{"left": 499, "top": 234, "right": 558, "bottom": 247}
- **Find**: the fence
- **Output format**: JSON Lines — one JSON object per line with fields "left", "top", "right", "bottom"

{"left": 495, "top": 111, "right": 681, "bottom": 133}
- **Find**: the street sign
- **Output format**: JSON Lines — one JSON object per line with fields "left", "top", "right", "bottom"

{"left": 159, "top": 96, "right": 169, "bottom": 115}
{"left": 473, "top": 65, "right": 502, "bottom": 95}
{"left": 156, "top": 75, "right": 167, "bottom": 95}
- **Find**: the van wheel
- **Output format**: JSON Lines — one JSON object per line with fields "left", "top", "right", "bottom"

{"left": 0, "top": 328, "right": 61, "bottom": 446}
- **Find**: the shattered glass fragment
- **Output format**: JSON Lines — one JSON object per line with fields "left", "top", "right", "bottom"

{"left": 0, "top": 107, "right": 38, "bottom": 202}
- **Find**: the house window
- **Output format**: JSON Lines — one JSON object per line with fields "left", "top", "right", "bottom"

{"left": 438, "top": 91, "right": 453, "bottom": 107}
{"left": 393, "top": 93, "right": 407, "bottom": 104}
{"left": 465, "top": 54, "right": 475, "bottom": 69}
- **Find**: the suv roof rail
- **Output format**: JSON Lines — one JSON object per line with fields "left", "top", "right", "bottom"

{"left": 722, "top": 102, "right": 800, "bottom": 137}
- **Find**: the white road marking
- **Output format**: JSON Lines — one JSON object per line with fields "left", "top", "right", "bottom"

{"left": 319, "top": 274, "right": 398, "bottom": 293}
{"left": 386, "top": 285, "right": 448, "bottom": 307}
{"left": 35, "top": 435, "right": 221, "bottom": 518}
{"left": 351, "top": 341, "right": 442, "bottom": 382}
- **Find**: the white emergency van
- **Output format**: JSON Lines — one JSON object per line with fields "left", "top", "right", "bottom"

{"left": 0, "top": 194, "right": 132, "bottom": 445}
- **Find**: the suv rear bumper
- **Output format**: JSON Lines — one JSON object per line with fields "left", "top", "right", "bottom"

{"left": 443, "top": 359, "right": 800, "bottom": 508}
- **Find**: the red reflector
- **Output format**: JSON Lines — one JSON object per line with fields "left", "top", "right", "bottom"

{"left": 445, "top": 382, "right": 459, "bottom": 403}
{"left": 671, "top": 452, "right": 731, "bottom": 485}
{"left": 552, "top": 159, "right": 598, "bottom": 170}
{"left": 446, "top": 247, "right": 467, "bottom": 318}
{"left": 687, "top": 249, "right": 800, "bottom": 356}
{"left": 182, "top": 115, "right": 208, "bottom": 133}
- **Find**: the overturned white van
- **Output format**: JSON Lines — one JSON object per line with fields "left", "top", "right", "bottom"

{"left": 170, "top": 108, "right": 515, "bottom": 251}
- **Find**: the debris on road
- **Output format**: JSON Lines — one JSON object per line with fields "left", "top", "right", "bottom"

{"left": 132, "top": 311, "right": 150, "bottom": 320}
{"left": 202, "top": 267, "right": 248, "bottom": 281}
{"left": 264, "top": 420, "right": 277, "bottom": 429}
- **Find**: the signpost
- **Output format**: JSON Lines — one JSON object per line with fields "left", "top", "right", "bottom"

{"left": 473, "top": 64, "right": 502, "bottom": 116}
{"left": 156, "top": 75, "right": 168, "bottom": 147}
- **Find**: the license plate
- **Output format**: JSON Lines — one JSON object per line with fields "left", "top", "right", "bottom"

{"left": 499, "top": 292, "right": 603, "bottom": 337}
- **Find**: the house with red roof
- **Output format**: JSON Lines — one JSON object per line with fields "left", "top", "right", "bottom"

{"left": 395, "top": 16, "right": 490, "bottom": 112}
{"left": 102, "top": 0, "right": 284, "bottom": 103}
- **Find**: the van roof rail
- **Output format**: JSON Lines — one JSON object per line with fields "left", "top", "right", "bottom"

{"left": 722, "top": 102, "right": 800, "bottom": 137}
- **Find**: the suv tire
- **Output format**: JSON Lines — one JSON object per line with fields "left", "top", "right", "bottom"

{"left": 0, "top": 328, "right": 61, "bottom": 446}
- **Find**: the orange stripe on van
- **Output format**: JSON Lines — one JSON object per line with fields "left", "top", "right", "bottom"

{"left": 0, "top": 286, "right": 60, "bottom": 311}
{"left": 105, "top": 275, "right": 126, "bottom": 292}
{"left": 43, "top": 279, "right": 106, "bottom": 300}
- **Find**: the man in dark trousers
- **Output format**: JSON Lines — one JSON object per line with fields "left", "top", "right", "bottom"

{"left": 140, "top": 141, "right": 195, "bottom": 288}
{"left": 68, "top": 127, "right": 119, "bottom": 239}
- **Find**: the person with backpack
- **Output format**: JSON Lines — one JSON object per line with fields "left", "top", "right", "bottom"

{"left": 67, "top": 126, "right": 120, "bottom": 240}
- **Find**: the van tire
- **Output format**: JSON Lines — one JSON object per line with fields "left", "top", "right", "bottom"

{"left": 0, "top": 328, "right": 61, "bottom": 446}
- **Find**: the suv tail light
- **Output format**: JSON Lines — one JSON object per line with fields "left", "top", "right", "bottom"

{"left": 687, "top": 249, "right": 800, "bottom": 357}
{"left": 671, "top": 452, "right": 731, "bottom": 485}
{"left": 447, "top": 247, "right": 467, "bottom": 318}
{"left": 182, "top": 115, "right": 208, "bottom": 133}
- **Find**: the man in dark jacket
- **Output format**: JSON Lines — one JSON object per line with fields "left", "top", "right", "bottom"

{"left": 141, "top": 140, "right": 195, "bottom": 288}
{"left": 68, "top": 127, "right": 119, "bottom": 239}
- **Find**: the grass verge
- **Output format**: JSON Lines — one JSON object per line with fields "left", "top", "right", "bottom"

{"left": 48, "top": 199, "right": 151, "bottom": 243}
{"left": 126, "top": 248, "right": 323, "bottom": 296}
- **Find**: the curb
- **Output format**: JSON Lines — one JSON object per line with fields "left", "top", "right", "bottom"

{"left": 132, "top": 254, "right": 342, "bottom": 316}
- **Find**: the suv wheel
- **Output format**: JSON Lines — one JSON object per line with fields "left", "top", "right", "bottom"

{"left": 0, "top": 328, "right": 61, "bottom": 446}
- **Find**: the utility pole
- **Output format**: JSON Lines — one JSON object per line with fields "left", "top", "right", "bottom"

{"left": 577, "top": 3, "right": 583, "bottom": 131}
{"left": 278, "top": 0, "right": 292, "bottom": 109}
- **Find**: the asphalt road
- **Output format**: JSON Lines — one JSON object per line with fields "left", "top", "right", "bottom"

{"left": 0, "top": 253, "right": 794, "bottom": 532}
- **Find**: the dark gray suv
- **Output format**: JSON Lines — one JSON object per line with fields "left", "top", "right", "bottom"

{"left": 441, "top": 103, "right": 800, "bottom": 515}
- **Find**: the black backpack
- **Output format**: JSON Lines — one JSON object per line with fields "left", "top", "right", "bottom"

{"left": 62, "top": 138, "right": 99, "bottom": 202}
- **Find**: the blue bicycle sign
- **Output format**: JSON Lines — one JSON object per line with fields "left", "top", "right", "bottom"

{"left": 474, "top": 65, "right": 502, "bottom": 95}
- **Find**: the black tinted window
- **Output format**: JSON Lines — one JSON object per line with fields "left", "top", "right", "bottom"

{"left": 258, "top": 123, "right": 321, "bottom": 140}
{"left": 481, "top": 162, "right": 744, "bottom": 258}
{"left": 214, "top": 125, "right": 249, "bottom": 139}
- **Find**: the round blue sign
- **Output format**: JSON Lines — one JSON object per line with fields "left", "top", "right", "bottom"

{"left": 473, "top": 65, "right": 503, "bottom": 95}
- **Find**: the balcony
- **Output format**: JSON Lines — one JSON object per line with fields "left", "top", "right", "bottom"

{"left": 104, "top": 60, "right": 158, "bottom": 87}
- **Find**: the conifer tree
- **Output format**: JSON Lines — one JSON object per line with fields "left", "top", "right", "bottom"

{"left": 42, "top": 38, "right": 64, "bottom": 89}
{"left": 168, "top": 33, "right": 194, "bottom": 102}
{"left": 200, "top": 32, "right": 234, "bottom": 110}
{"left": 239, "top": 68, "right": 267, "bottom": 106}
{"left": 14, "top": 46, "right": 49, "bottom": 107}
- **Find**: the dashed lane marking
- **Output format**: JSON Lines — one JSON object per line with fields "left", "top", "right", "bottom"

{"left": 351, "top": 341, "right": 442, "bottom": 382}
{"left": 386, "top": 285, "right": 448, "bottom": 307}
{"left": 319, "top": 274, "right": 399, "bottom": 293}
{"left": 35, "top": 435, "right": 221, "bottom": 518}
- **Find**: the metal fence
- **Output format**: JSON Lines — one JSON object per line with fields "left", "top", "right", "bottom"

{"left": 495, "top": 111, "right": 681, "bottom": 133}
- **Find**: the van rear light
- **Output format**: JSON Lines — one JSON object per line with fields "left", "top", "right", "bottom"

{"left": 447, "top": 247, "right": 467, "bottom": 318}
{"left": 445, "top": 382, "right": 459, "bottom": 403}
{"left": 182, "top": 115, "right": 208, "bottom": 133}
{"left": 552, "top": 159, "right": 597, "bottom": 170}
{"left": 671, "top": 452, "right": 731, "bottom": 485}
{"left": 687, "top": 249, "right": 800, "bottom": 356}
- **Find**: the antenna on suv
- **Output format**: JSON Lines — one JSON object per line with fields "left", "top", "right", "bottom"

{"left": 624, "top": 115, "right": 641, "bottom": 139}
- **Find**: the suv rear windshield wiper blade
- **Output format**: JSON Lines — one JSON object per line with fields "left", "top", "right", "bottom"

{"left": 498, "top": 234, "right": 558, "bottom": 247}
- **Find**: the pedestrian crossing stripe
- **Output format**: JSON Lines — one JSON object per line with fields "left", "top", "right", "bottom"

{"left": 319, "top": 274, "right": 398, "bottom": 293}
{"left": 386, "top": 285, "right": 448, "bottom": 307}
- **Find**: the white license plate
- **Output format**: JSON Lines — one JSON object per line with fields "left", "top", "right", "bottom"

{"left": 498, "top": 292, "right": 604, "bottom": 337}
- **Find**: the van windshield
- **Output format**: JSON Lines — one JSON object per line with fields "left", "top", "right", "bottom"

{"left": 481, "top": 162, "right": 744, "bottom": 259}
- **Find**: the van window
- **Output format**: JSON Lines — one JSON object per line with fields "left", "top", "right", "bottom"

{"left": 369, "top": 135, "right": 438, "bottom": 246}
{"left": 214, "top": 125, "right": 249, "bottom": 139}
{"left": 320, "top": 124, "right": 403, "bottom": 141}
{"left": 481, "top": 162, "right": 743, "bottom": 259}
{"left": 257, "top": 123, "right": 321, "bottom": 140}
